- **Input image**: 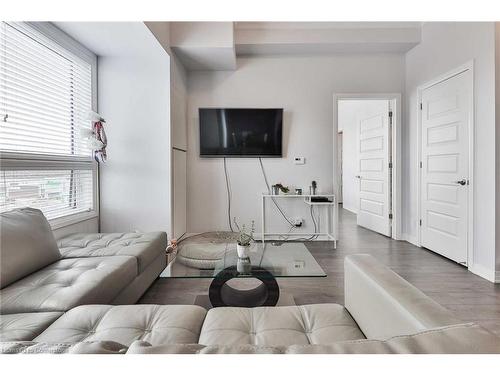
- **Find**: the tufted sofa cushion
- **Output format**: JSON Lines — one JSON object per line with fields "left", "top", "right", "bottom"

{"left": 0, "top": 257, "right": 137, "bottom": 314}
{"left": 58, "top": 232, "right": 167, "bottom": 273}
{"left": 0, "top": 312, "right": 63, "bottom": 341}
{"left": 0, "top": 208, "right": 61, "bottom": 288}
{"left": 198, "top": 304, "right": 365, "bottom": 346}
{"left": 35, "top": 305, "right": 208, "bottom": 346}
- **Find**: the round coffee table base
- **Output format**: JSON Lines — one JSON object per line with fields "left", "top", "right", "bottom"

{"left": 209, "top": 266, "right": 280, "bottom": 308}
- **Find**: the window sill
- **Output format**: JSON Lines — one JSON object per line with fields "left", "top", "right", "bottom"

{"left": 49, "top": 210, "right": 99, "bottom": 230}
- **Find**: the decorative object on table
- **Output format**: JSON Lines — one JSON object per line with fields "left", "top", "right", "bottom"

{"left": 82, "top": 111, "right": 108, "bottom": 163}
{"left": 165, "top": 239, "right": 177, "bottom": 265}
{"left": 310, "top": 180, "right": 317, "bottom": 195}
{"left": 311, "top": 196, "right": 333, "bottom": 203}
{"left": 273, "top": 183, "right": 290, "bottom": 195}
{"left": 234, "top": 218, "right": 255, "bottom": 258}
{"left": 236, "top": 257, "right": 252, "bottom": 274}
{"left": 295, "top": 188, "right": 302, "bottom": 195}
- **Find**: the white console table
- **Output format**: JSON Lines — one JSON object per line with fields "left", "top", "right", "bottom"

{"left": 260, "top": 194, "right": 337, "bottom": 248}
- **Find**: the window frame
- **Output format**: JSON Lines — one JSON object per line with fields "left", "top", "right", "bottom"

{"left": 0, "top": 22, "right": 99, "bottom": 229}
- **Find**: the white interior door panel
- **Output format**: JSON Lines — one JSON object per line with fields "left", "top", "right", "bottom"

{"left": 420, "top": 70, "right": 471, "bottom": 264}
{"left": 356, "top": 100, "right": 391, "bottom": 237}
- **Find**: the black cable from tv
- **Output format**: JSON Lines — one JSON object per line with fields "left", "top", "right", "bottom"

{"left": 258, "top": 157, "right": 295, "bottom": 227}
{"left": 223, "top": 157, "right": 234, "bottom": 232}
{"left": 259, "top": 157, "right": 320, "bottom": 241}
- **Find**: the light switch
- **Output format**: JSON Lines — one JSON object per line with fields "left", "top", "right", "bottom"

{"left": 294, "top": 157, "right": 305, "bottom": 165}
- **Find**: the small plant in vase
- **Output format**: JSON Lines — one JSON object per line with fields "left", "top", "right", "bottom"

{"left": 273, "top": 183, "right": 290, "bottom": 195}
{"left": 233, "top": 218, "right": 255, "bottom": 259}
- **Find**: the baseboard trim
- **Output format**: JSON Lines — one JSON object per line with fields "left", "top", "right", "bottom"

{"left": 468, "top": 263, "right": 498, "bottom": 283}
{"left": 401, "top": 233, "right": 419, "bottom": 247}
{"left": 342, "top": 206, "right": 358, "bottom": 215}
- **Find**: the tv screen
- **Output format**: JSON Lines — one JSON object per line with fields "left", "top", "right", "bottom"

{"left": 199, "top": 108, "right": 283, "bottom": 157}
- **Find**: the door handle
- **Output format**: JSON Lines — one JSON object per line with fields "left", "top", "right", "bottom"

{"left": 355, "top": 175, "right": 361, "bottom": 179}
{"left": 454, "top": 179, "right": 467, "bottom": 186}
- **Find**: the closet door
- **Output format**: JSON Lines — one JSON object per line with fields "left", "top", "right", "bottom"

{"left": 420, "top": 70, "right": 471, "bottom": 264}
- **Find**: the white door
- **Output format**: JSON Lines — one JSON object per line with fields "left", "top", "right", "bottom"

{"left": 420, "top": 70, "right": 471, "bottom": 264}
{"left": 356, "top": 101, "right": 392, "bottom": 237}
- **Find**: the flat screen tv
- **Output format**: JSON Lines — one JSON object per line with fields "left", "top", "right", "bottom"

{"left": 199, "top": 108, "right": 283, "bottom": 157}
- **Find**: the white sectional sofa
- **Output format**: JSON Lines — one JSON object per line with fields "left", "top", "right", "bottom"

{"left": 0, "top": 208, "right": 166, "bottom": 316}
{"left": 1, "top": 208, "right": 500, "bottom": 354}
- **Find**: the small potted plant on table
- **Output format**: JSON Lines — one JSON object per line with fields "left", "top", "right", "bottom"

{"left": 234, "top": 218, "right": 255, "bottom": 259}
{"left": 272, "top": 183, "right": 290, "bottom": 195}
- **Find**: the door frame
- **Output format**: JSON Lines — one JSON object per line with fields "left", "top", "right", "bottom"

{"left": 416, "top": 61, "right": 474, "bottom": 267}
{"left": 333, "top": 93, "right": 402, "bottom": 240}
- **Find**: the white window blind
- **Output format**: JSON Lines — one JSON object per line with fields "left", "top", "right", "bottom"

{"left": 0, "top": 169, "right": 94, "bottom": 220}
{"left": 0, "top": 22, "right": 97, "bottom": 224}
{"left": 0, "top": 22, "right": 93, "bottom": 156}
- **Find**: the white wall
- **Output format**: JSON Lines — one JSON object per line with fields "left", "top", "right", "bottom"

{"left": 98, "top": 26, "right": 172, "bottom": 233}
{"left": 187, "top": 54, "right": 404, "bottom": 235}
{"left": 146, "top": 22, "right": 189, "bottom": 239}
{"left": 170, "top": 57, "right": 188, "bottom": 239}
{"left": 405, "top": 22, "right": 497, "bottom": 278}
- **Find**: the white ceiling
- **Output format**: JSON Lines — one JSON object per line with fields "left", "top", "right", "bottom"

{"left": 166, "top": 21, "right": 422, "bottom": 70}
{"left": 235, "top": 22, "right": 423, "bottom": 30}
{"left": 54, "top": 22, "right": 165, "bottom": 57}
{"left": 55, "top": 22, "right": 423, "bottom": 71}
{"left": 169, "top": 22, "right": 236, "bottom": 70}
{"left": 235, "top": 22, "right": 422, "bottom": 56}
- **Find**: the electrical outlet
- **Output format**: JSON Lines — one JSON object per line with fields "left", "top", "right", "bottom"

{"left": 293, "top": 157, "right": 305, "bottom": 165}
{"left": 293, "top": 260, "right": 306, "bottom": 269}
{"left": 292, "top": 218, "right": 303, "bottom": 227}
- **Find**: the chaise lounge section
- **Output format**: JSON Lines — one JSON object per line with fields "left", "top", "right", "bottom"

{"left": 0, "top": 208, "right": 167, "bottom": 315}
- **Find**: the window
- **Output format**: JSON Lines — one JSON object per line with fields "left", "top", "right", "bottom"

{"left": 0, "top": 22, "right": 97, "bottom": 226}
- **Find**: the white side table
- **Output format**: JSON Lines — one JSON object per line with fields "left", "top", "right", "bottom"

{"left": 260, "top": 194, "right": 337, "bottom": 248}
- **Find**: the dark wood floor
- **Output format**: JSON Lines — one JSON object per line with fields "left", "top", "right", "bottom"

{"left": 140, "top": 208, "right": 500, "bottom": 336}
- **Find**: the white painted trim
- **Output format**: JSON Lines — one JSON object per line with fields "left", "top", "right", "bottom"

{"left": 333, "top": 93, "right": 402, "bottom": 240}
{"left": 401, "top": 233, "right": 419, "bottom": 246}
{"left": 342, "top": 206, "right": 358, "bottom": 215}
{"left": 49, "top": 211, "right": 99, "bottom": 230}
{"left": 416, "top": 61, "right": 474, "bottom": 269}
{"left": 469, "top": 263, "right": 498, "bottom": 283}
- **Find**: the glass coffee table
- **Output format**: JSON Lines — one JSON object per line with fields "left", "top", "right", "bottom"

{"left": 160, "top": 241, "right": 326, "bottom": 308}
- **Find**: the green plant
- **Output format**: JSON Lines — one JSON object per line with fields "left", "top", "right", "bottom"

{"left": 233, "top": 218, "right": 255, "bottom": 246}
{"left": 274, "top": 183, "right": 289, "bottom": 193}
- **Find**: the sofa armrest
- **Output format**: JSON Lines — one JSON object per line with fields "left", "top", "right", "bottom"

{"left": 344, "top": 254, "right": 461, "bottom": 339}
